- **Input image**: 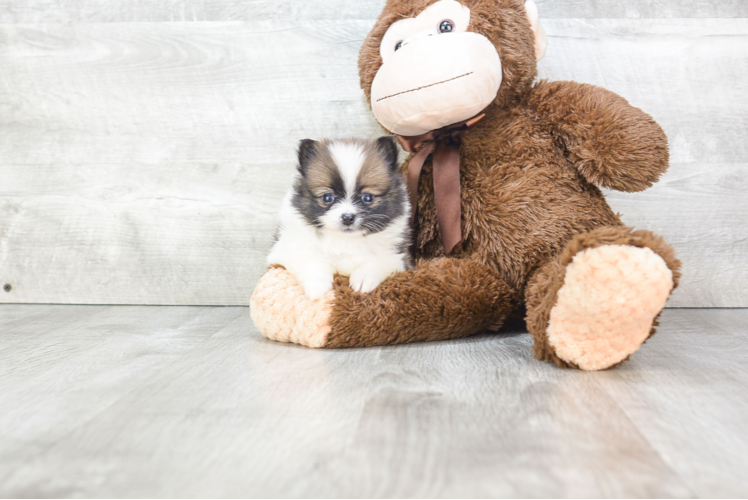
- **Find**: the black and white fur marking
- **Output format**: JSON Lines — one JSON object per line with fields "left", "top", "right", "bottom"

{"left": 267, "top": 137, "right": 412, "bottom": 299}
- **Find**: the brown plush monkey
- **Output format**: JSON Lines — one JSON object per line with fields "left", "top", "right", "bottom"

{"left": 251, "top": 0, "right": 681, "bottom": 371}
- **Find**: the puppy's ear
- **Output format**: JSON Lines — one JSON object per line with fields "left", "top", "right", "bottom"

{"left": 297, "top": 139, "right": 319, "bottom": 176}
{"left": 376, "top": 136, "right": 400, "bottom": 173}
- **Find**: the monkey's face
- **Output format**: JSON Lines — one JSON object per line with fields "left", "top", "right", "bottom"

{"left": 371, "top": 0, "right": 501, "bottom": 136}
{"left": 363, "top": 0, "right": 547, "bottom": 137}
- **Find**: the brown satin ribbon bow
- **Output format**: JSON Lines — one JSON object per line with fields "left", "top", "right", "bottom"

{"left": 395, "top": 114, "right": 485, "bottom": 255}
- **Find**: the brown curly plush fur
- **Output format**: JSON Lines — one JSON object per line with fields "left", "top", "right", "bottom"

{"left": 327, "top": 258, "right": 515, "bottom": 347}
{"left": 263, "top": 0, "right": 681, "bottom": 369}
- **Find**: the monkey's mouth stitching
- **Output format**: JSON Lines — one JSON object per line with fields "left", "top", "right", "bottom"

{"left": 376, "top": 72, "right": 474, "bottom": 102}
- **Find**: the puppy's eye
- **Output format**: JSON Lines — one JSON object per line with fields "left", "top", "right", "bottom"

{"left": 439, "top": 20, "right": 454, "bottom": 33}
{"left": 361, "top": 193, "right": 374, "bottom": 205}
{"left": 322, "top": 193, "right": 335, "bottom": 205}
{"left": 395, "top": 41, "right": 403, "bottom": 51}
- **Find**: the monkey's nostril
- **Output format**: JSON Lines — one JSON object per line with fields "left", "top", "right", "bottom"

{"left": 341, "top": 213, "right": 356, "bottom": 226}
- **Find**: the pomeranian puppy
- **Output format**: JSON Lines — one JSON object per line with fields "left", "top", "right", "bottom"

{"left": 267, "top": 136, "right": 412, "bottom": 299}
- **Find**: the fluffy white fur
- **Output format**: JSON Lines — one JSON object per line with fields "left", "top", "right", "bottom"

{"left": 267, "top": 143, "right": 410, "bottom": 300}
{"left": 330, "top": 142, "right": 365, "bottom": 193}
{"left": 320, "top": 142, "right": 366, "bottom": 231}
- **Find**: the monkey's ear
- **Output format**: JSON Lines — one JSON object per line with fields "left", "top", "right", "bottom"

{"left": 524, "top": 0, "right": 547, "bottom": 61}
{"left": 297, "top": 139, "right": 319, "bottom": 176}
{"left": 376, "top": 136, "right": 400, "bottom": 172}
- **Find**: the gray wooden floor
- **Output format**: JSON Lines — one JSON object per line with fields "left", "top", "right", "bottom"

{"left": 1, "top": 306, "right": 747, "bottom": 498}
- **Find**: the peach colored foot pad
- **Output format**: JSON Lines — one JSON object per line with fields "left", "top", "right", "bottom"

{"left": 249, "top": 268, "right": 333, "bottom": 348}
{"left": 548, "top": 245, "right": 674, "bottom": 371}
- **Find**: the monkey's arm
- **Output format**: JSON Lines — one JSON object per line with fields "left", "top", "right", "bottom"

{"left": 528, "top": 81, "right": 669, "bottom": 192}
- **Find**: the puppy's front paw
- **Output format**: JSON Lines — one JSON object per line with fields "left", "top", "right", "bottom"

{"left": 301, "top": 277, "right": 333, "bottom": 300}
{"left": 349, "top": 266, "right": 389, "bottom": 294}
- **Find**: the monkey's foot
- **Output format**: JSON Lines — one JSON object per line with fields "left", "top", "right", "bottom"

{"left": 546, "top": 245, "right": 674, "bottom": 371}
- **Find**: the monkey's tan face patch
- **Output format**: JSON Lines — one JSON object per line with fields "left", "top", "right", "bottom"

{"left": 370, "top": 0, "right": 502, "bottom": 136}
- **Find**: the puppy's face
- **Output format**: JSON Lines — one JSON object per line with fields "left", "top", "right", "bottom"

{"left": 292, "top": 137, "right": 407, "bottom": 235}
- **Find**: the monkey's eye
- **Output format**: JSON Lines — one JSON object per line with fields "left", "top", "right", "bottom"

{"left": 361, "top": 193, "right": 374, "bottom": 205}
{"left": 395, "top": 41, "right": 403, "bottom": 51}
{"left": 322, "top": 193, "right": 335, "bottom": 205}
{"left": 439, "top": 20, "right": 454, "bottom": 33}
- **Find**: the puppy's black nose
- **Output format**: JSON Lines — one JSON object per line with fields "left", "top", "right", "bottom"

{"left": 341, "top": 213, "right": 356, "bottom": 226}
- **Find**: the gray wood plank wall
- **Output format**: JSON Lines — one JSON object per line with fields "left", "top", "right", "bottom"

{"left": 0, "top": 1, "right": 746, "bottom": 306}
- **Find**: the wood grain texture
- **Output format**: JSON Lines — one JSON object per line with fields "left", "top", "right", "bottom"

{"left": 0, "top": 18, "right": 746, "bottom": 306}
{"left": 0, "top": 305, "right": 110, "bottom": 353}
{"left": 607, "top": 164, "right": 748, "bottom": 308}
{"left": 593, "top": 309, "right": 748, "bottom": 498}
{"left": 0, "top": 305, "right": 246, "bottom": 484}
{"left": 1, "top": 305, "right": 747, "bottom": 497}
{"left": 0, "top": 21, "right": 381, "bottom": 305}
{"left": 0, "top": 0, "right": 745, "bottom": 23}
{"left": 534, "top": 0, "right": 748, "bottom": 19}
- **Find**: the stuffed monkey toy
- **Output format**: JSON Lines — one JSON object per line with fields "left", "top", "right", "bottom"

{"left": 251, "top": 0, "right": 681, "bottom": 371}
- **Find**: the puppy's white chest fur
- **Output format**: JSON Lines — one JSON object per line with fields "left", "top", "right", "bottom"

{"left": 320, "top": 210, "right": 409, "bottom": 269}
